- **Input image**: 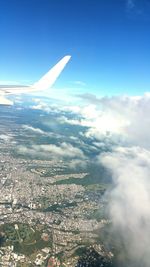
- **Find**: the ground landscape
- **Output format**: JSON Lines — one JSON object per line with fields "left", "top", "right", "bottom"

{"left": 0, "top": 103, "right": 114, "bottom": 266}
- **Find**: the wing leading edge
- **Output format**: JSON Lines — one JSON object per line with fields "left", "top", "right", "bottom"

{"left": 0, "top": 55, "right": 71, "bottom": 104}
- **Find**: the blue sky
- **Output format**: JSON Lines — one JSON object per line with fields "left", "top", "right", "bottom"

{"left": 0, "top": 0, "right": 150, "bottom": 96}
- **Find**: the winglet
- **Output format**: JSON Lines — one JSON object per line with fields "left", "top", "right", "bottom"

{"left": 31, "top": 55, "right": 71, "bottom": 91}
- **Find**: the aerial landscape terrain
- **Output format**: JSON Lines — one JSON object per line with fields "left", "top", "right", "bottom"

{"left": 0, "top": 103, "right": 114, "bottom": 266}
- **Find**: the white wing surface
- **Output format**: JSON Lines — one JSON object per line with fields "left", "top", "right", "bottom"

{"left": 0, "top": 55, "right": 71, "bottom": 104}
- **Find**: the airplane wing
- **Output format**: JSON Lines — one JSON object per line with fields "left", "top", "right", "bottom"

{"left": 0, "top": 55, "right": 71, "bottom": 104}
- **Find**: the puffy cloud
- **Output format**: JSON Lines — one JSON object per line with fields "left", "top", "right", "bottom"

{"left": 25, "top": 92, "right": 150, "bottom": 150}
{"left": 23, "top": 125, "right": 46, "bottom": 135}
{"left": 30, "top": 101, "right": 53, "bottom": 113}
{"left": 97, "top": 94, "right": 150, "bottom": 149}
{"left": 73, "top": 80, "right": 86, "bottom": 86}
{"left": 99, "top": 146, "right": 150, "bottom": 266}
{"left": 58, "top": 116, "right": 82, "bottom": 126}
{"left": 64, "top": 93, "right": 150, "bottom": 149}
{"left": 17, "top": 142, "right": 85, "bottom": 160}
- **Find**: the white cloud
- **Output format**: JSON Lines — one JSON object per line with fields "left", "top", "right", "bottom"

{"left": 22, "top": 123, "right": 67, "bottom": 142}
{"left": 23, "top": 125, "right": 46, "bottom": 135}
{"left": 73, "top": 80, "right": 86, "bottom": 86}
{"left": 29, "top": 93, "right": 150, "bottom": 151}
{"left": 17, "top": 142, "right": 85, "bottom": 160}
{"left": 30, "top": 101, "right": 53, "bottom": 113}
{"left": 99, "top": 146, "right": 150, "bottom": 266}
{"left": 60, "top": 93, "right": 150, "bottom": 149}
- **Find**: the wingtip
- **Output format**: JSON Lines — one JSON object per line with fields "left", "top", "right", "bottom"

{"left": 65, "top": 55, "right": 71, "bottom": 60}
{"left": 61, "top": 55, "right": 71, "bottom": 64}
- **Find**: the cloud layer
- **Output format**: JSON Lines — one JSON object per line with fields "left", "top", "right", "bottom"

{"left": 100, "top": 147, "right": 150, "bottom": 266}
{"left": 17, "top": 142, "right": 85, "bottom": 160}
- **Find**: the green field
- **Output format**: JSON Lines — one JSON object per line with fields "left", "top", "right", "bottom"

{"left": 0, "top": 223, "right": 52, "bottom": 255}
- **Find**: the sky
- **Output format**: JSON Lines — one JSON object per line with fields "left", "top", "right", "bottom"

{"left": 0, "top": 0, "right": 150, "bottom": 96}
